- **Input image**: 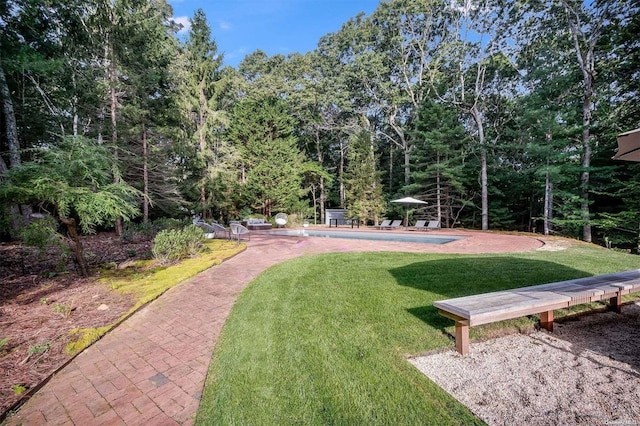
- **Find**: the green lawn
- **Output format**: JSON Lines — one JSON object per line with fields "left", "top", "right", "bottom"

{"left": 196, "top": 244, "right": 640, "bottom": 425}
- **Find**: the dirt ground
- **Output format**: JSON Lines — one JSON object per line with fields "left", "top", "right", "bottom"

{"left": 0, "top": 233, "right": 151, "bottom": 415}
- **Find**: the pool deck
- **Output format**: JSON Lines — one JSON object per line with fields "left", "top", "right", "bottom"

{"left": 6, "top": 228, "right": 545, "bottom": 425}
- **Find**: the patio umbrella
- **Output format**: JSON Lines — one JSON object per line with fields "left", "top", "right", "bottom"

{"left": 613, "top": 128, "right": 640, "bottom": 162}
{"left": 391, "top": 197, "right": 428, "bottom": 227}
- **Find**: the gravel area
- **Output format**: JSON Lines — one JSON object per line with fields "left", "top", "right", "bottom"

{"left": 410, "top": 302, "right": 640, "bottom": 426}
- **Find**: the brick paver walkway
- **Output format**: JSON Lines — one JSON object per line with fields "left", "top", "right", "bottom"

{"left": 5, "top": 229, "right": 543, "bottom": 425}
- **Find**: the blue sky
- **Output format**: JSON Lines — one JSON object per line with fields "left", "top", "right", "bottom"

{"left": 167, "top": 0, "right": 382, "bottom": 67}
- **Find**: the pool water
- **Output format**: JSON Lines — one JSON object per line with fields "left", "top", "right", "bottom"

{"left": 267, "top": 229, "right": 463, "bottom": 245}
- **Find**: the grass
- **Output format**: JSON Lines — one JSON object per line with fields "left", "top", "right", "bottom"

{"left": 64, "top": 239, "right": 245, "bottom": 356}
{"left": 196, "top": 243, "right": 640, "bottom": 425}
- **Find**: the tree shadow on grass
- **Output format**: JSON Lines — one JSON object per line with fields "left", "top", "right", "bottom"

{"left": 390, "top": 256, "right": 589, "bottom": 332}
{"left": 394, "top": 257, "right": 640, "bottom": 372}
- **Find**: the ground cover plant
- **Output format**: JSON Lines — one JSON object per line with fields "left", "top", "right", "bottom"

{"left": 197, "top": 244, "right": 640, "bottom": 425}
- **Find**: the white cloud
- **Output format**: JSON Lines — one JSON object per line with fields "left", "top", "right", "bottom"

{"left": 219, "top": 21, "right": 232, "bottom": 31}
{"left": 173, "top": 16, "right": 191, "bottom": 35}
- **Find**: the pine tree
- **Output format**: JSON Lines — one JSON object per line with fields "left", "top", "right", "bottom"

{"left": 227, "top": 97, "right": 309, "bottom": 217}
{"left": 178, "top": 8, "right": 230, "bottom": 219}
{"left": 407, "top": 99, "right": 470, "bottom": 228}
{"left": 344, "top": 129, "right": 385, "bottom": 224}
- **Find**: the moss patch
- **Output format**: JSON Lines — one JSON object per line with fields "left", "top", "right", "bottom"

{"left": 65, "top": 326, "right": 111, "bottom": 356}
{"left": 64, "top": 239, "right": 244, "bottom": 356}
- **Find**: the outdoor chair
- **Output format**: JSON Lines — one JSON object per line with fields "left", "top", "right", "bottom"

{"left": 408, "top": 220, "right": 427, "bottom": 231}
{"left": 193, "top": 220, "right": 230, "bottom": 239}
{"left": 230, "top": 223, "right": 250, "bottom": 243}
{"left": 426, "top": 220, "right": 441, "bottom": 230}
{"left": 375, "top": 219, "right": 392, "bottom": 229}
{"left": 386, "top": 220, "right": 403, "bottom": 230}
{"left": 275, "top": 213, "right": 288, "bottom": 228}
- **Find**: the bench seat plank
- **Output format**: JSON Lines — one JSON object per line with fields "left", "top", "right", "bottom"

{"left": 434, "top": 291, "right": 570, "bottom": 326}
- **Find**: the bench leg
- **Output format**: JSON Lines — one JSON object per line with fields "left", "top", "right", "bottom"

{"left": 609, "top": 294, "right": 622, "bottom": 313}
{"left": 540, "top": 310, "right": 554, "bottom": 332}
{"left": 455, "top": 322, "right": 469, "bottom": 355}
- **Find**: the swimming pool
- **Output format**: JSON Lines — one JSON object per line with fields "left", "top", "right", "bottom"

{"left": 267, "top": 229, "right": 463, "bottom": 245}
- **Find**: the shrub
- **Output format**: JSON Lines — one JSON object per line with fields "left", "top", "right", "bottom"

{"left": 153, "top": 217, "right": 189, "bottom": 231}
{"left": 19, "top": 216, "right": 64, "bottom": 254}
{"left": 123, "top": 218, "right": 189, "bottom": 242}
{"left": 152, "top": 225, "right": 204, "bottom": 265}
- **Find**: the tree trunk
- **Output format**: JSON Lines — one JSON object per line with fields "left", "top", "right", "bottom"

{"left": 1, "top": 48, "right": 31, "bottom": 235}
{"left": 388, "top": 147, "right": 394, "bottom": 192}
{"left": 580, "top": 101, "right": 592, "bottom": 242}
{"left": 60, "top": 216, "right": 89, "bottom": 277}
{"left": 109, "top": 40, "right": 123, "bottom": 237}
{"left": 0, "top": 55, "right": 20, "bottom": 168}
{"left": 339, "top": 140, "right": 346, "bottom": 208}
{"left": 470, "top": 105, "right": 488, "bottom": 231}
{"left": 142, "top": 127, "right": 149, "bottom": 223}
{"left": 436, "top": 153, "right": 442, "bottom": 223}
{"left": 198, "top": 87, "right": 208, "bottom": 216}
{"left": 561, "top": 0, "right": 596, "bottom": 242}
{"left": 315, "top": 129, "right": 326, "bottom": 224}
{"left": 480, "top": 148, "right": 488, "bottom": 230}
{"left": 544, "top": 166, "right": 553, "bottom": 236}
{"left": 388, "top": 108, "right": 411, "bottom": 185}
{"left": 310, "top": 183, "right": 318, "bottom": 224}
{"left": 0, "top": 155, "right": 7, "bottom": 177}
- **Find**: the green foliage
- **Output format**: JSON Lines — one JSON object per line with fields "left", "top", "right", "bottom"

{"left": 0, "top": 137, "right": 141, "bottom": 233}
{"left": 153, "top": 217, "right": 190, "bottom": 231}
{"left": 0, "top": 337, "right": 8, "bottom": 352}
{"left": 407, "top": 99, "right": 472, "bottom": 226}
{"left": 228, "top": 97, "right": 317, "bottom": 216}
{"left": 2, "top": 0, "right": 640, "bottom": 250}
{"left": 152, "top": 225, "right": 205, "bottom": 265}
{"left": 19, "top": 216, "right": 64, "bottom": 254}
{"left": 28, "top": 342, "right": 51, "bottom": 355}
{"left": 344, "top": 130, "right": 385, "bottom": 222}
{"left": 122, "top": 217, "right": 189, "bottom": 242}
{"left": 52, "top": 302, "right": 73, "bottom": 318}
{"left": 12, "top": 384, "right": 27, "bottom": 396}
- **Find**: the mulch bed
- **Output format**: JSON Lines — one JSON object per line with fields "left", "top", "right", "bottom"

{"left": 0, "top": 232, "right": 152, "bottom": 416}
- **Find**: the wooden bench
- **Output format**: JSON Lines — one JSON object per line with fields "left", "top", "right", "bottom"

{"left": 433, "top": 269, "right": 640, "bottom": 355}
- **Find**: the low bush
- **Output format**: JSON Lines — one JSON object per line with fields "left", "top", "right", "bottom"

{"left": 122, "top": 218, "right": 189, "bottom": 242}
{"left": 19, "top": 216, "right": 66, "bottom": 254}
{"left": 152, "top": 225, "right": 205, "bottom": 265}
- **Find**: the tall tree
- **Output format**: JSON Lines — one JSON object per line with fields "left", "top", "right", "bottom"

{"left": 344, "top": 127, "right": 386, "bottom": 225}
{"left": 116, "top": 0, "right": 181, "bottom": 221}
{"left": 367, "top": 0, "right": 443, "bottom": 186}
{"left": 407, "top": 99, "right": 470, "bottom": 227}
{"left": 227, "top": 97, "right": 313, "bottom": 217}
{"left": 510, "top": 0, "right": 629, "bottom": 242}
{"left": 179, "top": 8, "right": 229, "bottom": 219}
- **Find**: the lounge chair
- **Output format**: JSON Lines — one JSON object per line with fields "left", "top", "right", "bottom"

{"left": 193, "top": 220, "right": 230, "bottom": 239}
{"left": 275, "top": 213, "right": 288, "bottom": 228}
{"left": 426, "top": 220, "right": 441, "bottom": 230}
{"left": 375, "top": 219, "right": 392, "bottom": 229}
{"left": 230, "top": 223, "right": 250, "bottom": 243}
{"left": 387, "top": 220, "right": 403, "bottom": 229}
{"left": 408, "top": 220, "right": 427, "bottom": 231}
{"left": 378, "top": 220, "right": 402, "bottom": 230}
